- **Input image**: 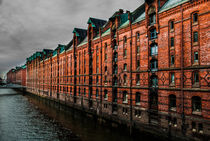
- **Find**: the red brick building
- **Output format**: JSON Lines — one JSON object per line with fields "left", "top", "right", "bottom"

{"left": 25, "top": 0, "right": 209, "bottom": 139}
{"left": 7, "top": 65, "right": 27, "bottom": 86}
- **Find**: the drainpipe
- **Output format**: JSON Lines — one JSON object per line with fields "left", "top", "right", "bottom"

{"left": 180, "top": 5, "right": 186, "bottom": 135}
{"left": 128, "top": 11, "right": 133, "bottom": 135}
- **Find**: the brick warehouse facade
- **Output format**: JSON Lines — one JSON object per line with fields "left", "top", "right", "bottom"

{"left": 17, "top": 0, "right": 209, "bottom": 140}
{"left": 7, "top": 65, "right": 26, "bottom": 86}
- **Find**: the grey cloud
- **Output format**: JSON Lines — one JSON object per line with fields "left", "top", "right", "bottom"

{"left": 0, "top": 0, "right": 144, "bottom": 77}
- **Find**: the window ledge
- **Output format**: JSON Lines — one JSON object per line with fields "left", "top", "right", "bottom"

{"left": 192, "top": 62, "right": 199, "bottom": 66}
{"left": 136, "top": 102, "right": 140, "bottom": 106}
{"left": 192, "top": 83, "right": 200, "bottom": 88}
{"left": 193, "top": 42, "right": 198, "bottom": 46}
{"left": 192, "top": 111, "right": 202, "bottom": 115}
{"left": 169, "top": 107, "right": 176, "bottom": 112}
{"left": 170, "top": 47, "right": 175, "bottom": 50}
{"left": 169, "top": 83, "right": 175, "bottom": 87}
{"left": 192, "top": 22, "right": 198, "bottom": 26}
{"left": 170, "top": 29, "right": 174, "bottom": 33}
{"left": 123, "top": 101, "right": 128, "bottom": 104}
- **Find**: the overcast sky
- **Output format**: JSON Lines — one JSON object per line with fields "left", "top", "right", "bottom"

{"left": 0, "top": 0, "right": 143, "bottom": 78}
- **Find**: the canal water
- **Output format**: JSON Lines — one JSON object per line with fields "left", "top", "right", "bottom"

{"left": 0, "top": 89, "right": 164, "bottom": 141}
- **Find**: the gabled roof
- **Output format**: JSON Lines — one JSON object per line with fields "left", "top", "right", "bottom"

{"left": 132, "top": 3, "right": 145, "bottom": 24}
{"left": 73, "top": 28, "right": 87, "bottom": 37}
{"left": 87, "top": 17, "right": 107, "bottom": 30}
{"left": 159, "top": 0, "right": 189, "bottom": 13}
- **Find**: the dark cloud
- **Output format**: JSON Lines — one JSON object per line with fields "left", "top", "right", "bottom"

{"left": 0, "top": 0, "right": 144, "bottom": 78}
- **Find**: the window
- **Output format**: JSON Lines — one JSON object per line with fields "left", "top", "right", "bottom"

{"left": 96, "top": 66, "right": 99, "bottom": 73}
{"left": 113, "top": 76, "right": 118, "bottom": 86}
{"left": 137, "top": 46, "right": 140, "bottom": 54}
{"left": 84, "top": 77, "right": 86, "bottom": 84}
{"left": 136, "top": 92, "right": 140, "bottom": 104}
{"left": 193, "top": 32, "right": 198, "bottom": 43}
{"left": 193, "top": 71, "right": 199, "bottom": 84}
{"left": 150, "top": 59, "right": 158, "bottom": 71}
{"left": 170, "top": 73, "right": 175, "bottom": 84}
{"left": 171, "top": 55, "right": 175, "bottom": 66}
{"left": 96, "top": 89, "right": 99, "bottom": 98}
{"left": 105, "top": 43, "right": 107, "bottom": 51}
{"left": 171, "top": 37, "right": 174, "bottom": 47}
{"left": 193, "top": 13, "right": 198, "bottom": 23}
{"left": 78, "top": 88, "right": 81, "bottom": 96}
{"left": 96, "top": 46, "right": 99, "bottom": 53}
{"left": 96, "top": 76, "right": 99, "bottom": 84}
{"left": 169, "top": 95, "right": 176, "bottom": 111}
{"left": 123, "top": 91, "right": 128, "bottom": 103}
{"left": 114, "top": 52, "right": 118, "bottom": 62}
{"left": 194, "top": 52, "right": 198, "bottom": 63}
{"left": 192, "top": 96, "right": 201, "bottom": 113}
{"left": 136, "top": 32, "right": 140, "bottom": 41}
{"left": 104, "top": 75, "right": 107, "bottom": 83}
{"left": 136, "top": 74, "right": 140, "bottom": 85}
{"left": 97, "top": 56, "right": 99, "bottom": 63}
{"left": 192, "top": 122, "right": 196, "bottom": 131}
{"left": 198, "top": 123, "right": 203, "bottom": 133}
{"left": 104, "top": 53, "right": 107, "bottom": 61}
{"left": 170, "top": 21, "right": 174, "bottom": 30}
{"left": 123, "top": 49, "right": 127, "bottom": 57}
{"left": 105, "top": 66, "right": 107, "bottom": 72}
{"left": 123, "top": 36, "right": 127, "bottom": 45}
{"left": 113, "top": 64, "right": 118, "bottom": 74}
{"left": 124, "top": 74, "right": 127, "bottom": 85}
{"left": 150, "top": 28, "right": 157, "bottom": 39}
{"left": 137, "top": 60, "right": 140, "bottom": 70}
{"left": 104, "top": 89, "right": 108, "bottom": 100}
{"left": 149, "top": 13, "right": 156, "bottom": 25}
{"left": 123, "top": 64, "right": 127, "bottom": 71}
{"left": 150, "top": 43, "right": 158, "bottom": 56}
{"left": 84, "top": 88, "right": 86, "bottom": 96}
{"left": 151, "top": 75, "right": 158, "bottom": 87}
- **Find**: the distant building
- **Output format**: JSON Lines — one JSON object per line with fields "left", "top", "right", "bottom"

{"left": 7, "top": 65, "right": 26, "bottom": 86}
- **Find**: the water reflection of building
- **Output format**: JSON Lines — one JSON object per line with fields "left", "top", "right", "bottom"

{"left": 10, "top": 0, "right": 210, "bottom": 140}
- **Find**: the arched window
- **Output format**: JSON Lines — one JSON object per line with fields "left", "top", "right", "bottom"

{"left": 150, "top": 59, "right": 158, "bottom": 71}
{"left": 123, "top": 91, "right": 128, "bottom": 103}
{"left": 136, "top": 92, "right": 140, "bottom": 104}
{"left": 150, "top": 43, "right": 158, "bottom": 56}
{"left": 123, "top": 63, "right": 127, "bottom": 71}
{"left": 104, "top": 89, "right": 108, "bottom": 100}
{"left": 169, "top": 94, "right": 176, "bottom": 111}
{"left": 192, "top": 96, "right": 201, "bottom": 113}
{"left": 113, "top": 39, "right": 117, "bottom": 50}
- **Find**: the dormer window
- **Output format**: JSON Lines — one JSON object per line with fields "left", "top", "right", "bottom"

{"left": 193, "top": 13, "right": 198, "bottom": 23}
{"left": 149, "top": 13, "right": 156, "bottom": 25}
{"left": 170, "top": 21, "right": 174, "bottom": 30}
{"left": 148, "top": 6, "right": 156, "bottom": 26}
